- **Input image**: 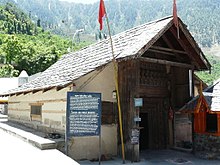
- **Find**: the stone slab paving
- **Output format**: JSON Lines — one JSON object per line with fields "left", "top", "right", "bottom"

{"left": 0, "top": 121, "right": 57, "bottom": 150}
{"left": 80, "top": 150, "right": 220, "bottom": 165}
{"left": 0, "top": 128, "right": 79, "bottom": 165}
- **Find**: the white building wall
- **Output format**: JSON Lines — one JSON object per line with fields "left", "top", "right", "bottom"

{"left": 73, "top": 63, "right": 116, "bottom": 102}
{"left": 7, "top": 62, "right": 117, "bottom": 160}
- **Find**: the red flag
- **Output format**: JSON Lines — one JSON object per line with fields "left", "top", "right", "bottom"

{"left": 98, "top": 0, "right": 106, "bottom": 30}
{"left": 173, "top": 0, "right": 178, "bottom": 28}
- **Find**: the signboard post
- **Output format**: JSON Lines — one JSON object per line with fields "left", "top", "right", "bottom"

{"left": 66, "top": 92, "right": 102, "bottom": 163}
{"left": 132, "top": 97, "right": 143, "bottom": 162}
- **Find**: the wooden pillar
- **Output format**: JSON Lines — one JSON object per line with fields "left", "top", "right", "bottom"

{"left": 132, "top": 60, "right": 140, "bottom": 162}
{"left": 218, "top": 114, "right": 220, "bottom": 135}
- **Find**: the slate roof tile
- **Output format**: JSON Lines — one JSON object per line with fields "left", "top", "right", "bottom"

{"left": 1, "top": 16, "right": 206, "bottom": 95}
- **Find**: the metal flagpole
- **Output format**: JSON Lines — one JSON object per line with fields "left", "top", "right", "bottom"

{"left": 103, "top": 4, "right": 126, "bottom": 164}
{"left": 99, "top": 105, "right": 102, "bottom": 165}
{"left": 65, "top": 96, "right": 69, "bottom": 156}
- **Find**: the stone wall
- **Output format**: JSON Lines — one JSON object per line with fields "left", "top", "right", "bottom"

{"left": 194, "top": 133, "right": 220, "bottom": 159}
{"left": 175, "top": 114, "right": 192, "bottom": 147}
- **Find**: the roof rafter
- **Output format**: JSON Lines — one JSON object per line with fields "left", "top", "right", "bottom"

{"left": 150, "top": 46, "right": 187, "bottom": 55}
{"left": 169, "top": 26, "right": 201, "bottom": 70}
{"left": 139, "top": 57, "right": 193, "bottom": 69}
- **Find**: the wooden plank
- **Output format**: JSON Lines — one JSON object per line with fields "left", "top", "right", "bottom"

{"left": 8, "top": 108, "right": 29, "bottom": 111}
{"left": 151, "top": 46, "right": 187, "bottom": 54}
{"left": 137, "top": 21, "right": 173, "bottom": 57}
{"left": 42, "top": 110, "right": 65, "bottom": 114}
{"left": 169, "top": 26, "right": 201, "bottom": 70}
{"left": 139, "top": 57, "right": 193, "bottom": 69}
{"left": 178, "top": 21, "right": 211, "bottom": 70}
{"left": 8, "top": 99, "right": 66, "bottom": 104}
{"left": 161, "top": 35, "right": 188, "bottom": 62}
{"left": 138, "top": 86, "right": 168, "bottom": 97}
{"left": 148, "top": 49, "right": 175, "bottom": 56}
{"left": 29, "top": 103, "right": 44, "bottom": 106}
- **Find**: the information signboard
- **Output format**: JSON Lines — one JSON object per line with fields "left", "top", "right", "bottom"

{"left": 66, "top": 92, "right": 101, "bottom": 137}
{"left": 131, "top": 129, "right": 140, "bottom": 144}
{"left": 134, "top": 98, "right": 143, "bottom": 107}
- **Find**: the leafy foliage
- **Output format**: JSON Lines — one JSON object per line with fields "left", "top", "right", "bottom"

{"left": 0, "top": 64, "right": 19, "bottom": 77}
{"left": 2, "top": 0, "right": 220, "bottom": 47}
{"left": 196, "top": 54, "right": 220, "bottom": 85}
{"left": 0, "top": 3, "right": 89, "bottom": 77}
{"left": 1, "top": 0, "right": 220, "bottom": 85}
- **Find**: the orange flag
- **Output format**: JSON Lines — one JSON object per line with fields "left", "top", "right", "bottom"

{"left": 98, "top": 0, "right": 106, "bottom": 30}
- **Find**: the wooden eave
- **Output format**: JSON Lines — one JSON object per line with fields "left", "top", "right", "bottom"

{"left": 137, "top": 18, "right": 211, "bottom": 71}
{"left": 172, "top": 20, "right": 211, "bottom": 71}
{"left": 136, "top": 18, "right": 174, "bottom": 57}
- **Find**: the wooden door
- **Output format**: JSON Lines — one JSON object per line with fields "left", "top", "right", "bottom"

{"left": 140, "top": 97, "right": 168, "bottom": 149}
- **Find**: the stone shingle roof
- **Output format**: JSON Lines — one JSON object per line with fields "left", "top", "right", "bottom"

{"left": 1, "top": 16, "right": 210, "bottom": 96}
{"left": 3, "top": 16, "right": 175, "bottom": 95}
{"left": 179, "top": 79, "right": 220, "bottom": 112}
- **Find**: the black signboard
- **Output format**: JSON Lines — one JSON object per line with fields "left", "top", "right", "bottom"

{"left": 66, "top": 92, "right": 101, "bottom": 137}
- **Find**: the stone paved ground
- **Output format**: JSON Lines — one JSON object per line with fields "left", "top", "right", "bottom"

{"left": 1, "top": 116, "right": 220, "bottom": 165}
{"left": 80, "top": 149, "right": 220, "bottom": 165}
{"left": 0, "top": 128, "right": 79, "bottom": 165}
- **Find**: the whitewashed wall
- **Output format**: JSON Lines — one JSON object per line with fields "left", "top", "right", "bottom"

{"left": 7, "top": 62, "right": 117, "bottom": 160}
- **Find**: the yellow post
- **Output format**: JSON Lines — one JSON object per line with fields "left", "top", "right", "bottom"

{"left": 104, "top": 6, "right": 126, "bottom": 164}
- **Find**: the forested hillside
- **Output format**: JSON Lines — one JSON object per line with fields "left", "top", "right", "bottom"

{"left": 1, "top": 0, "right": 220, "bottom": 47}
{"left": 0, "top": 0, "right": 220, "bottom": 84}
{"left": 0, "top": 3, "right": 89, "bottom": 77}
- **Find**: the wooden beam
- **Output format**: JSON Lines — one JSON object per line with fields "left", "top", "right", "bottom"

{"left": 161, "top": 34, "right": 188, "bottom": 62}
{"left": 151, "top": 46, "right": 187, "bottom": 55}
{"left": 169, "top": 27, "right": 200, "bottom": 70}
{"left": 15, "top": 92, "right": 22, "bottom": 96}
{"left": 148, "top": 49, "right": 175, "bottom": 56}
{"left": 32, "top": 90, "right": 40, "bottom": 94}
{"left": 137, "top": 21, "right": 174, "bottom": 57}
{"left": 139, "top": 57, "right": 193, "bottom": 69}
{"left": 178, "top": 22, "right": 211, "bottom": 70}
{"left": 43, "top": 87, "right": 53, "bottom": 93}
{"left": 56, "top": 86, "right": 64, "bottom": 91}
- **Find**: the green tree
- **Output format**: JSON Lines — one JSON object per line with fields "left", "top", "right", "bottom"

{"left": 0, "top": 64, "right": 19, "bottom": 77}
{"left": 4, "top": 35, "right": 22, "bottom": 64}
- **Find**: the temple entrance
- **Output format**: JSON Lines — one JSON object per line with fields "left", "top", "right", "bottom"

{"left": 140, "top": 113, "right": 149, "bottom": 150}
{"left": 139, "top": 98, "right": 168, "bottom": 150}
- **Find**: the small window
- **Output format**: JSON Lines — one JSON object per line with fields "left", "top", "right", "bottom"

{"left": 102, "top": 101, "right": 117, "bottom": 124}
{"left": 31, "top": 105, "right": 42, "bottom": 116}
{"left": 206, "top": 113, "right": 218, "bottom": 133}
{"left": 30, "top": 104, "right": 42, "bottom": 121}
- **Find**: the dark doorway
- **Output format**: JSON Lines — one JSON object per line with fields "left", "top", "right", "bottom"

{"left": 140, "top": 113, "right": 149, "bottom": 150}
{"left": 139, "top": 97, "right": 168, "bottom": 150}
{"left": 206, "top": 113, "right": 218, "bottom": 133}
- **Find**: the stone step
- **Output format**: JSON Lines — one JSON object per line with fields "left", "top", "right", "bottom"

{"left": 0, "top": 122, "right": 57, "bottom": 150}
{"left": 0, "top": 114, "right": 8, "bottom": 119}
